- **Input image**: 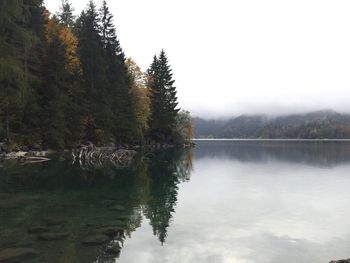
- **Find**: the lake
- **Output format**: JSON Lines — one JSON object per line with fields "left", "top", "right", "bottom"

{"left": 1, "top": 140, "right": 350, "bottom": 262}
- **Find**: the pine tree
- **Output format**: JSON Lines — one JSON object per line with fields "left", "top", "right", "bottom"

{"left": 147, "top": 50, "right": 179, "bottom": 142}
{"left": 0, "top": 0, "right": 185, "bottom": 148}
{"left": 57, "top": 0, "right": 75, "bottom": 27}
{"left": 99, "top": 0, "right": 138, "bottom": 142}
{"left": 76, "top": 0, "right": 109, "bottom": 143}
{"left": 39, "top": 16, "right": 69, "bottom": 149}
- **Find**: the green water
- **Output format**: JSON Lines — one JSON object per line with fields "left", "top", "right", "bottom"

{"left": 1, "top": 140, "right": 350, "bottom": 262}
{"left": 0, "top": 149, "right": 192, "bottom": 262}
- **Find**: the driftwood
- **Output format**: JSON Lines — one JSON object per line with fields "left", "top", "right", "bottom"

{"left": 72, "top": 145, "right": 137, "bottom": 169}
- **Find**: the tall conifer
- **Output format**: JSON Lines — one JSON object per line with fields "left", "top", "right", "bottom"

{"left": 148, "top": 50, "right": 179, "bottom": 141}
{"left": 57, "top": 0, "right": 75, "bottom": 27}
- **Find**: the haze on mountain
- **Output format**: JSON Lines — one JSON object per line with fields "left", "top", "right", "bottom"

{"left": 44, "top": 0, "right": 350, "bottom": 119}
{"left": 194, "top": 110, "right": 350, "bottom": 139}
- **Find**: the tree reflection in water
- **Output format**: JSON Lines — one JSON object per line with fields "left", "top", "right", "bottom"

{"left": 0, "top": 148, "right": 193, "bottom": 262}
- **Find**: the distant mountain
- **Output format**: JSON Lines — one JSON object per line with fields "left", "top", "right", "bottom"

{"left": 193, "top": 110, "right": 350, "bottom": 139}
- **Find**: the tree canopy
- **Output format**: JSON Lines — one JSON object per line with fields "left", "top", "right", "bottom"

{"left": 0, "top": 0, "right": 192, "bottom": 149}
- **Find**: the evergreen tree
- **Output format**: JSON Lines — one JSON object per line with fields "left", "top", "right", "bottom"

{"left": 58, "top": 24, "right": 85, "bottom": 146}
{"left": 99, "top": 0, "right": 138, "bottom": 142}
{"left": 57, "top": 0, "right": 75, "bottom": 27}
{"left": 147, "top": 50, "right": 179, "bottom": 141}
{"left": 39, "top": 17, "right": 68, "bottom": 148}
{"left": 76, "top": 1, "right": 109, "bottom": 143}
{"left": 0, "top": 0, "right": 187, "bottom": 148}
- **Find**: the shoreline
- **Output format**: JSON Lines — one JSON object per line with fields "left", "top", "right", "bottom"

{"left": 193, "top": 138, "right": 350, "bottom": 142}
{"left": 0, "top": 142, "right": 195, "bottom": 163}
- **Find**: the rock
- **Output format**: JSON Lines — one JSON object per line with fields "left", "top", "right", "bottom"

{"left": 81, "top": 235, "right": 110, "bottom": 246}
{"left": 106, "top": 243, "right": 121, "bottom": 255}
{"left": 37, "top": 232, "right": 69, "bottom": 241}
{"left": 28, "top": 226, "right": 50, "bottom": 234}
{"left": 0, "top": 248, "right": 39, "bottom": 263}
{"left": 330, "top": 260, "right": 350, "bottom": 263}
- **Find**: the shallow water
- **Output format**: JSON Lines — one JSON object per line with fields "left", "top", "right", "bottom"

{"left": 1, "top": 140, "right": 350, "bottom": 262}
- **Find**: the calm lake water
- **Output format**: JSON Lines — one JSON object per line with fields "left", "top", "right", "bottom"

{"left": 1, "top": 140, "right": 350, "bottom": 262}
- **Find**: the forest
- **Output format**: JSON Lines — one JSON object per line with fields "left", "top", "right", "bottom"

{"left": 194, "top": 110, "right": 350, "bottom": 139}
{"left": 0, "top": 0, "right": 192, "bottom": 150}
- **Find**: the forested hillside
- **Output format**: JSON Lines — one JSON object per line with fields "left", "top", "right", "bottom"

{"left": 0, "top": 0, "right": 192, "bottom": 150}
{"left": 194, "top": 110, "right": 350, "bottom": 139}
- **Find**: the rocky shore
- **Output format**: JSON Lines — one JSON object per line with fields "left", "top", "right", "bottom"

{"left": 0, "top": 143, "right": 52, "bottom": 163}
{"left": 0, "top": 141, "right": 195, "bottom": 165}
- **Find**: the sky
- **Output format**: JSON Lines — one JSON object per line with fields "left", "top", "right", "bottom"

{"left": 44, "top": 0, "right": 350, "bottom": 118}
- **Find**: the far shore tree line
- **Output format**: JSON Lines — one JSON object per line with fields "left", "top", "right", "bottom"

{"left": 0, "top": 0, "right": 193, "bottom": 150}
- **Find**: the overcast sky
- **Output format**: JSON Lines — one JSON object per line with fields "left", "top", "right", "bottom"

{"left": 45, "top": 0, "right": 350, "bottom": 118}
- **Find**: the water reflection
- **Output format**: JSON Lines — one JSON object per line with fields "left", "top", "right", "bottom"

{"left": 0, "top": 148, "right": 193, "bottom": 263}
{"left": 2, "top": 140, "right": 350, "bottom": 263}
{"left": 194, "top": 139, "right": 350, "bottom": 166}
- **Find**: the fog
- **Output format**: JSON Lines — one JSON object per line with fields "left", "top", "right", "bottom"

{"left": 45, "top": 0, "right": 350, "bottom": 118}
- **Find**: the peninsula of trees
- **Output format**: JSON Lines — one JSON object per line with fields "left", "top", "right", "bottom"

{"left": 0, "top": 0, "right": 192, "bottom": 150}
